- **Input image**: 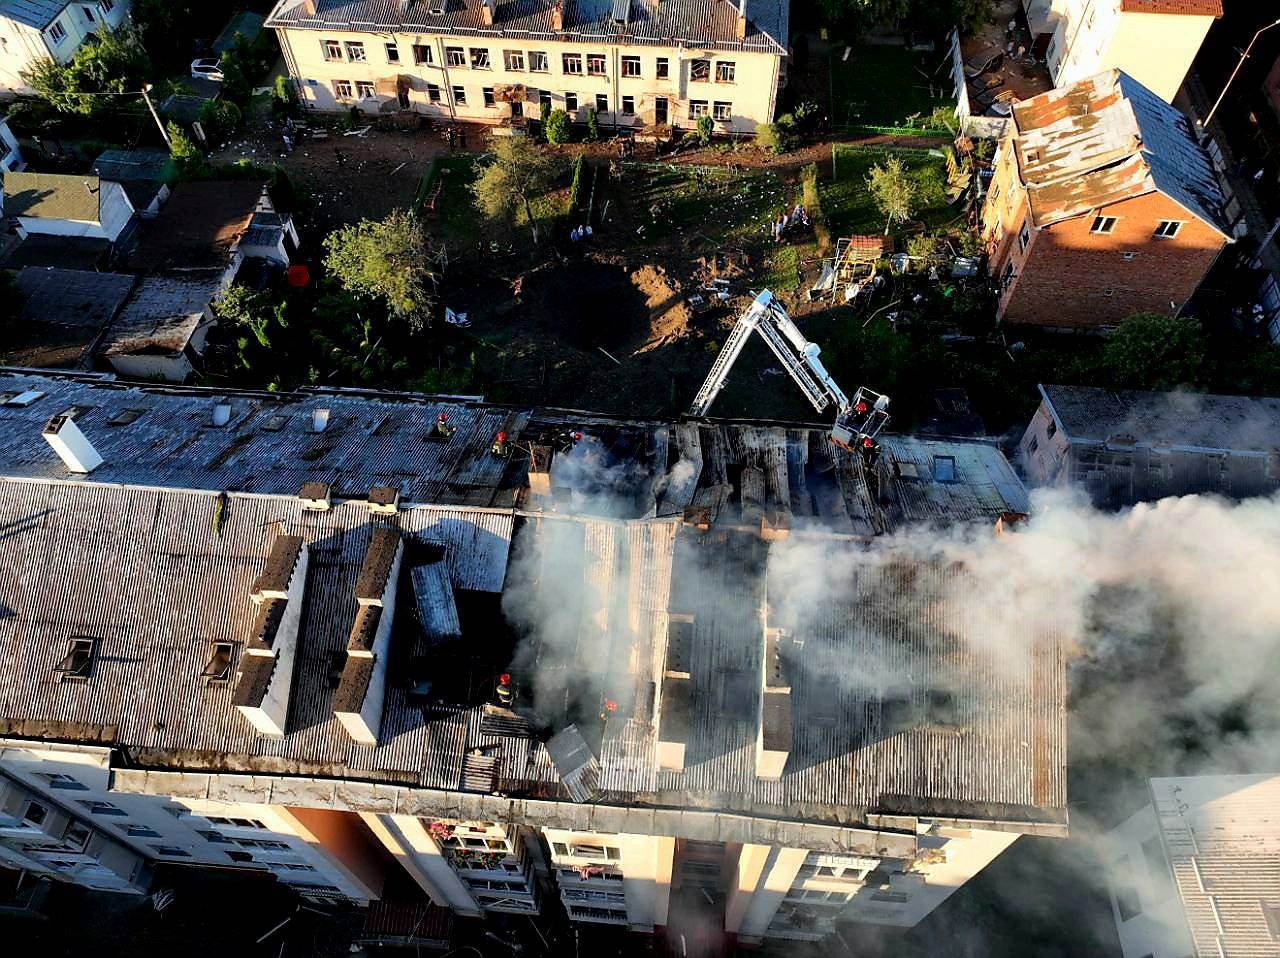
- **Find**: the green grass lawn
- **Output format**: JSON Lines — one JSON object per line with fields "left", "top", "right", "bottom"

{"left": 419, "top": 153, "right": 572, "bottom": 247}
{"left": 828, "top": 44, "right": 949, "bottom": 130}
{"left": 822, "top": 145, "right": 959, "bottom": 238}
{"left": 619, "top": 163, "right": 788, "bottom": 247}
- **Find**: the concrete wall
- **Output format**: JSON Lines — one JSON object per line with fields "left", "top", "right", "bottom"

{"left": 1018, "top": 398, "right": 1073, "bottom": 487}
{"left": 275, "top": 805, "right": 386, "bottom": 902}
{"left": 1104, "top": 803, "right": 1194, "bottom": 958}
{"left": 735, "top": 845, "right": 808, "bottom": 943}
{"left": 361, "top": 813, "right": 483, "bottom": 915}
{"left": 274, "top": 26, "right": 781, "bottom": 134}
{"left": 105, "top": 352, "right": 196, "bottom": 383}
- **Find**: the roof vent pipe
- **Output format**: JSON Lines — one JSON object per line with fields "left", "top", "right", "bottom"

{"left": 43, "top": 414, "right": 103, "bottom": 474}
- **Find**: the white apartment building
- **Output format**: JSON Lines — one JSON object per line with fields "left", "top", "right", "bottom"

{"left": 1022, "top": 0, "right": 1221, "bottom": 103}
{"left": 266, "top": 0, "right": 789, "bottom": 134}
{"left": 0, "top": 371, "right": 1064, "bottom": 943}
{"left": 1105, "top": 774, "right": 1280, "bottom": 958}
{"left": 0, "top": 0, "right": 132, "bottom": 96}
{"left": 0, "top": 115, "right": 22, "bottom": 171}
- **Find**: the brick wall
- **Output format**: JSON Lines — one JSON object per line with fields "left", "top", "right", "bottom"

{"left": 994, "top": 191, "right": 1226, "bottom": 329}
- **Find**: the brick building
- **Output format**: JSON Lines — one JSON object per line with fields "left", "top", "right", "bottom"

{"left": 982, "top": 69, "right": 1233, "bottom": 330}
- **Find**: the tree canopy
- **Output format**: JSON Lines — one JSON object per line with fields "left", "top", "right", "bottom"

{"left": 1101, "top": 313, "right": 1209, "bottom": 390}
{"left": 22, "top": 28, "right": 150, "bottom": 116}
{"left": 322, "top": 210, "right": 438, "bottom": 333}
{"left": 471, "top": 136, "right": 563, "bottom": 242}
{"left": 866, "top": 156, "right": 918, "bottom": 233}
{"left": 821, "top": 0, "right": 995, "bottom": 35}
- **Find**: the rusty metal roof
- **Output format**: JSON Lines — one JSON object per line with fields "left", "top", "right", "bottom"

{"left": 1009, "top": 70, "right": 1230, "bottom": 236}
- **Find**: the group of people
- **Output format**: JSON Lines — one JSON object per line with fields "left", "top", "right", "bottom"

{"left": 771, "top": 202, "right": 812, "bottom": 243}
{"left": 569, "top": 223, "right": 594, "bottom": 242}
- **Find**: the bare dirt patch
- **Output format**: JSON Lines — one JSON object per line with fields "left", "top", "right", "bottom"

{"left": 630, "top": 264, "right": 692, "bottom": 355}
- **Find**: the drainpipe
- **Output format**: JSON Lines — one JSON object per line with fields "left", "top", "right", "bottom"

{"left": 613, "top": 46, "right": 620, "bottom": 132}
{"left": 436, "top": 35, "right": 458, "bottom": 121}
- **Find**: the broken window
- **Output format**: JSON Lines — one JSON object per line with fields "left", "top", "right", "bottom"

{"left": 54, "top": 637, "right": 95, "bottom": 681}
{"left": 690, "top": 59, "right": 710, "bottom": 81}
{"left": 446, "top": 46, "right": 466, "bottom": 67}
{"left": 470, "top": 47, "right": 490, "bottom": 69}
{"left": 322, "top": 38, "right": 341, "bottom": 61}
{"left": 621, "top": 95, "right": 634, "bottom": 115}
{"left": 715, "top": 60, "right": 735, "bottom": 82}
{"left": 483, "top": 87, "right": 496, "bottom": 107}
{"left": 504, "top": 49, "right": 525, "bottom": 71}
{"left": 385, "top": 42, "right": 400, "bottom": 63}
{"left": 413, "top": 43, "right": 432, "bottom": 65}
{"left": 1018, "top": 220, "right": 1030, "bottom": 252}
{"left": 333, "top": 80, "right": 353, "bottom": 100}
{"left": 595, "top": 92, "right": 608, "bottom": 113}
{"left": 202, "top": 642, "right": 234, "bottom": 684}
{"left": 1090, "top": 215, "right": 1117, "bottom": 234}
{"left": 562, "top": 53, "right": 582, "bottom": 75}
{"left": 427, "top": 83, "right": 441, "bottom": 103}
{"left": 355, "top": 80, "right": 375, "bottom": 99}
{"left": 529, "top": 50, "right": 548, "bottom": 72}
{"left": 452, "top": 85, "right": 466, "bottom": 104}
{"left": 656, "top": 57, "right": 669, "bottom": 79}
{"left": 564, "top": 91, "right": 578, "bottom": 112}
{"left": 345, "top": 41, "right": 366, "bottom": 62}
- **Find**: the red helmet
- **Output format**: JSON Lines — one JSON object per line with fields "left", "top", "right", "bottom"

{"left": 499, "top": 673, "right": 511, "bottom": 686}
{"left": 573, "top": 432, "right": 582, "bottom": 441}
{"left": 496, "top": 431, "right": 507, "bottom": 442}
{"left": 856, "top": 401, "right": 867, "bottom": 413}
{"left": 438, "top": 412, "right": 448, "bottom": 421}
{"left": 862, "top": 437, "right": 874, "bottom": 448}
{"left": 604, "top": 699, "right": 617, "bottom": 712}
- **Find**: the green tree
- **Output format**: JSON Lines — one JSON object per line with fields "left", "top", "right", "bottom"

{"left": 544, "top": 108, "right": 571, "bottom": 145}
{"left": 272, "top": 74, "right": 299, "bottom": 118}
{"left": 585, "top": 106, "right": 600, "bottom": 142}
{"left": 167, "top": 121, "right": 202, "bottom": 173}
{"left": 22, "top": 28, "right": 150, "bottom": 116}
{"left": 696, "top": 114, "right": 714, "bottom": 146}
{"left": 471, "top": 136, "right": 562, "bottom": 243}
{"left": 199, "top": 99, "right": 242, "bottom": 144}
{"left": 1101, "top": 313, "right": 1208, "bottom": 390}
{"left": 866, "top": 156, "right": 918, "bottom": 234}
{"left": 323, "top": 210, "right": 437, "bottom": 332}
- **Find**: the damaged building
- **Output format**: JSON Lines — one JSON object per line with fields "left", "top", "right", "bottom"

{"left": 0, "top": 370, "right": 1066, "bottom": 943}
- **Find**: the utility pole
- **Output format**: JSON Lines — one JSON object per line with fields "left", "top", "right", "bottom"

{"left": 141, "top": 83, "right": 171, "bottom": 147}
{"left": 1200, "top": 18, "right": 1280, "bottom": 129}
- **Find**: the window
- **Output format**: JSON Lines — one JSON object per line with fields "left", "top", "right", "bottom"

{"left": 384, "top": 42, "right": 400, "bottom": 63}
{"left": 238, "top": 838, "right": 291, "bottom": 850}
{"left": 587, "top": 53, "right": 606, "bottom": 76}
{"left": 204, "top": 817, "right": 267, "bottom": 829}
{"left": 128, "top": 825, "right": 163, "bottom": 838}
{"left": 932, "top": 455, "right": 957, "bottom": 482}
{"left": 1090, "top": 215, "right": 1117, "bottom": 234}
{"left": 48, "top": 20, "right": 66, "bottom": 42}
{"left": 81, "top": 5, "right": 95, "bottom": 23}
{"left": 43, "top": 772, "right": 88, "bottom": 790}
{"left": 504, "top": 50, "right": 525, "bottom": 71}
{"left": 1018, "top": 220, "right": 1030, "bottom": 252}
{"left": 446, "top": 46, "right": 466, "bottom": 67}
{"left": 483, "top": 87, "right": 496, "bottom": 107}
{"left": 656, "top": 57, "right": 669, "bottom": 79}
{"left": 54, "top": 637, "right": 95, "bottom": 681}
{"left": 356, "top": 81, "right": 375, "bottom": 99}
{"left": 530, "top": 51, "right": 548, "bottom": 72}
{"left": 595, "top": 93, "right": 608, "bottom": 113}
{"left": 1153, "top": 220, "right": 1182, "bottom": 239}
{"left": 1027, "top": 435, "right": 1038, "bottom": 456}
{"left": 1102, "top": 287, "right": 1115, "bottom": 297}
{"left": 713, "top": 101, "right": 731, "bottom": 121}
{"left": 63, "top": 821, "right": 91, "bottom": 850}
{"left": 1045, "top": 417, "right": 1057, "bottom": 439}
{"left": 565, "top": 92, "right": 578, "bottom": 112}
{"left": 23, "top": 802, "right": 49, "bottom": 826}
{"left": 621, "top": 95, "right": 634, "bottom": 115}
{"left": 334, "top": 80, "right": 353, "bottom": 100}
{"left": 690, "top": 59, "right": 710, "bottom": 81}
{"left": 272, "top": 861, "right": 318, "bottom": 872}
{"left": 80, "top": 800, "right": 127, "bottom": 817}
{"left": 427, "top": 83, "right": 441, "bottom": 103}
{"left": 1121, "top": 250, "right": 1137, "bottom": 261}
{"left": 202, "top": 642, "right": 233, "bottom": 684}
{"left": 871, "top": 890, "right": 911, "bottom": 903}
{"left": 412, "top": 43, "right": 432, "bottom": 65}
{"left": 688, "top": 100, "right": 709, "bottom": 119}
{"left": 152, "top": 845, "right": 192, "bottom": 858}
{"left": 345, "top": 41, "right": 366, "bottom": 62}
{"left": 716, "top": 61, "right": 735, "bottom": 83}
{"left": 100, "top": 0, "right": 114, "bottom": 11}
{"left": 1001, "top": 259, "right": 1015, "bottom": 287}
{"left": 539, "top": 90, "right": 552, "bottom": 109}
{"left": 563, "top": 53, "right": 582, "bottom": 75}
{"left": 452, "top": 85, "right": 466, "bottom": 104}
{"left": 552, "top": 842, "right": 568, "bottom": 855}
{"left": 200, "top": 830, "right": 233, "bottom": 843}
{"left": 470, "top": 47, "right": 490, "bottom": 69}
{"left": 322, "top": 39, "right": 342, "bottom": 60}
{"left": 1113, "top": 857, "right": 1142, "bottom": 921}
{"left": 621, "top": 56, "right": 640, "bottom": 77}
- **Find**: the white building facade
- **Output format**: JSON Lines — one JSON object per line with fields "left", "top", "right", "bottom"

{"left": 266, "top": 0, "right": 788, "bottom": 135}
{"left": 0, "top": 0, "right": 133, "bottom": 96}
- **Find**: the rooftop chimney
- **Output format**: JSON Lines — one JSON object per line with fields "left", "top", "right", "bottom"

{"left": 551, "top": 0, "right": 564, "bottom": 31}
{"left": 43, "top": 413, "right": 103, "bottom": 474}
{"left": 656, "top": 614, "right": 694, "bottom": 771}
{"left": 298, "top": 481, "right": 332, "bottom": 512}
{"left": 756, "top": 626, "right": 792, "bottom": 780}
{"left": 336, "top": 527, "right": 404, "bottom": 745}
{"left": 480, "top": 0, "right": 495, "bottom": 24}
{"left": 735, "top": 0, "right": 747, "bottom": 39}
{"left": 298, "top": 0, "right": 318, "bottom": 15}
{"left": 367, "top": 485, "right": 401, "bottom": 516}
{"left": 233, "top": 533, "right": 309, "bottom": 738}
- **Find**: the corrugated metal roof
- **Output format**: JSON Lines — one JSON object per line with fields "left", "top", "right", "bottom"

{"left": 103, "top": 271, "right": 227, "bottom": 357}
{"left": 16, "top": 268, "right": 136, "bottom": 329}
{"left": 1009, "top": 70, "right": 1230, "bottom": 236}
{"left": 0, "top": 0, "right": 65, "bottom": 29}
{"left": 266, "top": 0, "right": 788, "bottom": 56}
{"left": 1149, "top": 774, "right": 1280, "bottom": 958}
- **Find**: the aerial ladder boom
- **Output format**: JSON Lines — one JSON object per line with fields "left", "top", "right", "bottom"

{"left": 689, "top": 289, "right": 890, "bottom": 451}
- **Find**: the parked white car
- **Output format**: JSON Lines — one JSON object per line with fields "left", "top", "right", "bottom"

{"left": 190, "top": 58, "right": 225, "bottom": 82}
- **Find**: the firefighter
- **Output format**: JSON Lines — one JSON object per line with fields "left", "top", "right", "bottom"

{"left": 495, "top": 673, "right": 513, "bottom": 708}
{"left": 555, "top": 430, "right": 583, "bottom": 453}
{"left": 433, "top": 412, "right": 456, "bottom": 439}
{"left": 491, "top": 430, "right": 508, "bottom": 457}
